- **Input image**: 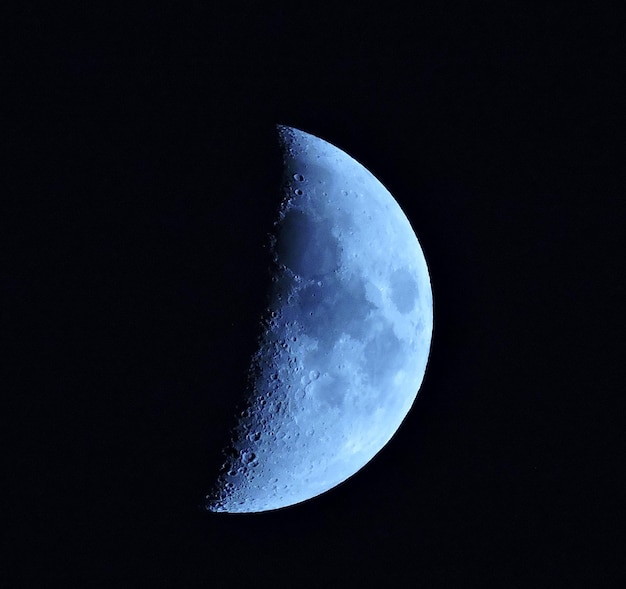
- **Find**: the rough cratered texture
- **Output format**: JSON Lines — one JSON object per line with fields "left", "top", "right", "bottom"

{"left": 206, "top": 126, "right": 433, "bottom": 513}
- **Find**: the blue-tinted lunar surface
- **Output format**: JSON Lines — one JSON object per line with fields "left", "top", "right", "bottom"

{"left": 206, "top": 125, "right": 433, "bottom": 513}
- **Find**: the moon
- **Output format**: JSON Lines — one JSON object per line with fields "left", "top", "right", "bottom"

{"left": 206, "top": 125, "right": 433, "bottom": 513}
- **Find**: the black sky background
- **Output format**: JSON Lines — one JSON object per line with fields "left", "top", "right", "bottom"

{"left": 4, "top": 2, "right": 624, "bottom": 585}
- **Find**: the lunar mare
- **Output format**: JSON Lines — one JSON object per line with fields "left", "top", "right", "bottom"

{"left": 206, "top": 126, "right": 433, "bottom": 513}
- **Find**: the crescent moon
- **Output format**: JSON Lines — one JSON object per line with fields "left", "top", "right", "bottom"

{"left": 206, "top": 125, "right": 433, "bottom": 513}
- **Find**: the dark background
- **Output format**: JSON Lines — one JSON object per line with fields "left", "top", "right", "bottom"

{"left": 4, "top": 1, "right": 624, "bottom": 585}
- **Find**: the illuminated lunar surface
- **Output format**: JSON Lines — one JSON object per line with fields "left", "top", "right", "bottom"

{"left": 206, "top": 126, "right": 433, "bottom": 513}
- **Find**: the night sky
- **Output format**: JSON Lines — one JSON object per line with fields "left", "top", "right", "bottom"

{"left": 4, "top": 2, "right": 623, "bottom": 585}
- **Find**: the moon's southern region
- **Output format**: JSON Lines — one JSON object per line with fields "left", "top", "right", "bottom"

{"left": 206, "top": 125, "right": 433, "bottom": 513}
